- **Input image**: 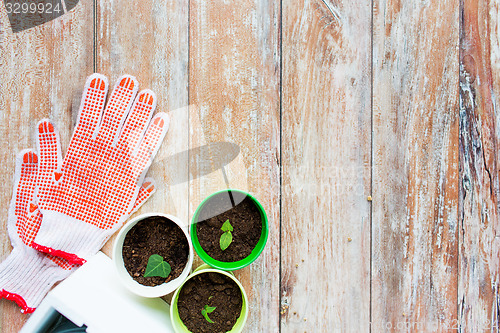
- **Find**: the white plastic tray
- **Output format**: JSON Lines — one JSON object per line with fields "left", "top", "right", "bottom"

{"left": 21, "top": 252, "right": 174, "bottom": 333}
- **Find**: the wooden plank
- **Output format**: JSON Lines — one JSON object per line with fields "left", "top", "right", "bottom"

{"left": 281, "top": 0, "right": 372, "bottom": 331}
{"left": 189, "top": 0, "right": 281, "bottom": 331}
{"left": 0, "top": 2, "right": 93, "bottom": 331}
{"left": 95, "top": 0, "right": 190, "bottom": 255}
{"left": 459, "top": 0, "right": 500, "bottom": 331}
{"left": 372, "top": 0, "right": 459, "bottom": 331}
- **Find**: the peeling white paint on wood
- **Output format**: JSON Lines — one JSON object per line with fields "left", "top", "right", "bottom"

{"left": 0, "top": 0, "right": 500, "bottom": 332}
{"left": 460, "top": 0, "right": 500, "bottom": 331}
{"left": 282, "top": 0, "right": 371, "bottom": 331}
{"left": 372, "top": 0, "right": 460, "bottom": 331}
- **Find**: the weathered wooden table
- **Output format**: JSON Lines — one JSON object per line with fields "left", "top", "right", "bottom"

{"left": 0, "top": 0, "right": 497, "bottom": 332}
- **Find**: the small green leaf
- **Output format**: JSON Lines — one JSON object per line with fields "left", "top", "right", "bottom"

{"left": 221, "top": 219, "right": 233, "bottom": 232}
{"left": 144, "top": 254, "right": 171, "bottom": 278}
{"left": 220, "top": 220, "right": 234, "bottom": 251}
{"left": 201, "top": 305, "right": 216, "bottom": 323}
{"left": 220, "top": 231, "right": 233, "bottom": 251}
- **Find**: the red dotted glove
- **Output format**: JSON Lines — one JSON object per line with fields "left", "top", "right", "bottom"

{"left": 0, "top": 147, "right": 155, "bottom": 313}
{"left": 31, "top": 73, "right": 168, "bottom": 265}
{"left": 0, "top": 151, "right": 75, "bottom": 313}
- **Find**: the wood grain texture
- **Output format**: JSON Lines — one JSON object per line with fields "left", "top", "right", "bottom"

{"left": 281, "top": 0, "right": 372, "bottom": 331}
{"left": 372, "top": 0, "right": 460, "bottom": 331}
{"left": 2, "top": 0, "right": 500, "bottom": 331}
{"left": 95, "top": 0, "right": 190, "bottom": 255}
{"left": 0, "top": 2, "right": 93, "bottom": 331}
{"left": 189, "top": 0, "right": 281, "bottom": 331}
{"left": 459, "top": 0, "right": 500, "bottom": 331}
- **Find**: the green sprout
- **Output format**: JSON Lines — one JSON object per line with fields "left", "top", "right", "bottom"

{"left": 201, "top": 305, "right": 216, "bottom": 323}
{"left": 144, "top": 254, "right": 171, "bottom": 278}
{"left": 220, "top": 219, "right": 233, "bottom": 251}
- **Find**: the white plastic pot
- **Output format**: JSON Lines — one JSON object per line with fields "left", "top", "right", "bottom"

{"left": 112, "top": 213, "right": 194, "bottom": 298}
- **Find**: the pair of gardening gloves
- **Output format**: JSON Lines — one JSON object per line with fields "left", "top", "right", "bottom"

{"left": 0, "top": 74, "right": 169, "bottom": 313}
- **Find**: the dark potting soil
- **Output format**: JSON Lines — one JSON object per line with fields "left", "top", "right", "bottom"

{"left": 195, "top": 191, "right": 262, "bottom": 262}
{"left": 122, "top": 216, "right": 189, "bottom": 287}
{"left": 177, "top": 272, "right": 243, "bottom": 333}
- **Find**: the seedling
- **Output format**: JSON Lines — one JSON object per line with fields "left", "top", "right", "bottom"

{"left": 144, "top": 254, "right": 171, "bottom": 278}
{"left": 201, "top": 304, "right": 216, "bottom": 323}
{"left": 220, "top": 219, "right": 233, "bottom": 251}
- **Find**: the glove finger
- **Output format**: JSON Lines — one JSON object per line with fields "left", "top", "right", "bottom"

{"left": 14, "top": 150, "right": 38, "bottom": 216}
{"left": 132, "top": 112, "right": 170, "bottom": 179}
{"left": 117, "top": 90, "right": 157, "bottom": 154}
{"left": 129, "top": 178, "right": 156, "bottom": 215}
{"left": 72, "top": 73, "right": 109, "bottom": 143}
{"left": 8, "top": 150, "right": 39, "bottom": 247}
{"left": 96, "top": 75, "right": 138, "bottom": 146}
{"left": 36, "top": 120, "right": 62, "bottom": 183}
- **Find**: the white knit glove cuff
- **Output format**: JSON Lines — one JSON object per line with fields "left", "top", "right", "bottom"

{"left": 33, "top": 211, "right": 117, "bottom": 265}
{"left": 0, "top": 247, "right": 72, "bottom": 313}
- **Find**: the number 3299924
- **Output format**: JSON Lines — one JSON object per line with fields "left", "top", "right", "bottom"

{"left": 5, "top": 2, "right": 62, "bottom": 14}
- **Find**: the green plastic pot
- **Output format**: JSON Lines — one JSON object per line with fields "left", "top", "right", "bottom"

{"left": 170, "top": 264, "right": 248, "bottom": 333}
{"left": 190, "top": 189, "right": 269, "bottom": 271}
